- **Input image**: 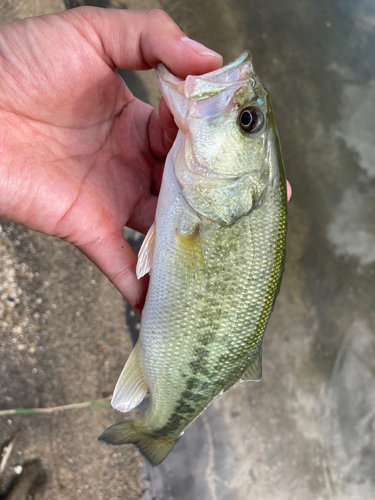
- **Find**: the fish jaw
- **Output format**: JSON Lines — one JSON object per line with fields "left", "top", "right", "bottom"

{"left": 156, "top": 51, "right": 253, "bottom": 130}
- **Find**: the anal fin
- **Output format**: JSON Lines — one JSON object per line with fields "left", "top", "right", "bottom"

{"left": 240, "top": 350, "right": 262, "bottom": 382}
{"left": 111, "top": 341, "right": 148, "bottom": 413}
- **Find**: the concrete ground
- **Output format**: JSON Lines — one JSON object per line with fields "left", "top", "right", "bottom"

{"left": 1, "top": 0, "right": 375, "bottom": 499}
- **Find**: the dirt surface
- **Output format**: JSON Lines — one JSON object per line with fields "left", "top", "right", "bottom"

{"left": 0, "top": 0, "right": 64, "bottom": 24}
{"left": 0, "top": 220, "right": 143, "bottom": 499}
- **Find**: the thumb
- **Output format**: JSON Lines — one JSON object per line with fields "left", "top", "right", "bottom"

{"left": 66, "top": 7, "right": 223, "bottom": 77}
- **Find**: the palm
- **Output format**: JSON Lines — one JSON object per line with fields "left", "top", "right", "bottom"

{"left": 0, "top": 8, "right": 223, "bottom": 309}
{"left": 0, "top": 13, "right": 167, "bottom": 309}
{"left": 1, "top": 17, "right": 159, "bottom": 239}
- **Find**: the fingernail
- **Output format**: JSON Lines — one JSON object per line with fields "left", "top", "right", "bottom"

{"left": 181, "top": 37, "right": 222, "bottom": 59}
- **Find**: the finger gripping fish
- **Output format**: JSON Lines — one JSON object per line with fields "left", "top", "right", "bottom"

{"left": 99, "top": 52, "right": 287, "bottom": 466}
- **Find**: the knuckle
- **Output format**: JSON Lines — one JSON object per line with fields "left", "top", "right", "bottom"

{"left": 146, "top": 8, "right": 172, "bottom": 24}
{"left": 109, "top": 261, "right": 137, "bottom": 284}
{"left": 73, "top": 5, "right": 95, "bottom": 18}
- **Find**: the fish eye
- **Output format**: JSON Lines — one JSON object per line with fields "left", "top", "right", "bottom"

{"left": 238, "top": 106, "right": 264, "bottom": 133}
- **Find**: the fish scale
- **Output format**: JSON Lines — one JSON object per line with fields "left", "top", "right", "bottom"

{"left": 99, "top": 51, "right": 287, "bottom": 466}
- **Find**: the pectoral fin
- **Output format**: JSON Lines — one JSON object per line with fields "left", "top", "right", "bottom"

{"left": 175, "top": 226, "right": 205, "bottom": 281}
{"left": 136, "top": 221, "right": 156, "bottom": 279}
{"left": 111, "top": 341, "right": 148, "bottom": 413}
{"left": 240, "top": 350, "right": 262, "bottom": 382}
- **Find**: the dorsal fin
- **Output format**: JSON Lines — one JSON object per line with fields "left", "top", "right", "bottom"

{"left": 240, "top": 350, "right": 262, "bottom": 382}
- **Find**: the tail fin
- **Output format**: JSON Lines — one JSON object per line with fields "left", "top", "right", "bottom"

{"left": 98, "top": 420, "right": 180, "bottom": 467}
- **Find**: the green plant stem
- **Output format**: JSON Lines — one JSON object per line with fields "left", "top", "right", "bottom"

{"left": 0, "top": 397, "right": 112, "bottom": 416}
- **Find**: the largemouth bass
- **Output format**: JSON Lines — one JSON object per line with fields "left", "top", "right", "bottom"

{"left": 99, "top": 52, "right": 287, "bottom": 466}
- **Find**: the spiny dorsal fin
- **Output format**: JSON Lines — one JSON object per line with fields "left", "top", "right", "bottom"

{"left": 111, "top": 341, "right": 148, "bottom": 413}
{"left": 240, "top": 350, "right": 262, "bottom": 382}
{"left": 136, "top": 221, "right": 156, "bottom": 279}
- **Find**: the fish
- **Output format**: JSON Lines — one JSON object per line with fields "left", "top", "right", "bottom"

{"left": 98, "top": 51, "right": 287, "bottom": 466}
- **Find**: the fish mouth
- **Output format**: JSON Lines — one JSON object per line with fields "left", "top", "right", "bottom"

{"left": 184, "top": 51, "right": 254, "bottom": 102}
{"left": 156, "top": 51, "right": 258, "bottom": 131}
{"left": 194, "top": 50, "right": 252, "bottom": 80}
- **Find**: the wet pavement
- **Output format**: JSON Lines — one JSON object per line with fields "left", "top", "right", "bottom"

{"left": 1, "top": 0, "right": 375, "bottom": 499}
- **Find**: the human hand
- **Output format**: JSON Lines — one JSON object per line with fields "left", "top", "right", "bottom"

{"left": 0, "top": 7, "right": 223, "bottom": 312}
